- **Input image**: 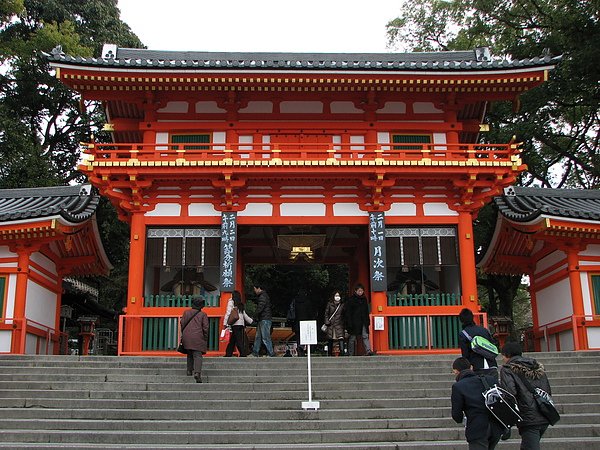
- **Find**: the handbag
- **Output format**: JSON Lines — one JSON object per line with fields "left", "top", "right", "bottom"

{"left": 322, "top": 303, "right": 341, "bottom": 333}
{"left": 479, "top": 375, "right": 522, "bottom": 429}
{"left": 219, "top": 326, "right": 231, "bottom": 343}
{"left": 177, "top": 310, "right": 200, "bottom": 354}
{"left": 227, "top": 307, "right": 239, "bottom": 325}
{"left": 515, "top": 371, "right": 560, "bottom": 425}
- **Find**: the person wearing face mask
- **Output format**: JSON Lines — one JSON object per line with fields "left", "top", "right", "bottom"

{"left": 323, "top": 291, "right": 346, "bottom": 356}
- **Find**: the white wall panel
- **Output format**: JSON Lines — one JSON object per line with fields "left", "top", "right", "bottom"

{"left": 536, "top": 279, "right": 573, "bottom": 325}
{"left": 333, "top": 203, "right": 368, "bottom": 217}
{"left": 280, "top": 203, "right": 326, "bottom": 216}
{"left": 25, "top": 280, "right": 57, "bottom": 329}
{"left": 387, "top": 203, "right": 417, "bottom": 216}
{"left": 187, "top": 203, "right": 221, "bottom": 217}
{"left": 145, "top": 203, "right": 182, "bottom": 217}
{"left": 587, "top": 327, "right": 600, "bottom": 349}
{"left": 423, "top": 203, "right": 457, "bottom": 216}
{"left": 0, "top": 247, "right": 16, "bottom": 258}
{"left": 0, "top": 330, "right": 11, "bottom": 352}
{"left": 238, "top": 203, "right": 273, "bottom": 217}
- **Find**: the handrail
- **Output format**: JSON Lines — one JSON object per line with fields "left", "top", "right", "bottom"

{"left": 536, "top": 314, "right": 600, "bottom": 351}
{"left": 81, "top": 141, "right": 521, "bottom": 165}
{"left": 0, "top": 318, "right": 68, "bottom": 355}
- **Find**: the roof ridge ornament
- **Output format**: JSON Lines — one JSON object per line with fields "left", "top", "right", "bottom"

{"left": 102, "top": 43, "right": 117, "bottom": 60}
{"left": 475, "top": 47, "right": 491, "bottom": 62}
{"left": 51, "top": 45, "right": 64, "bottom": 57}
{"left": 504, "top": 186, "right": 516, "bottom": 197}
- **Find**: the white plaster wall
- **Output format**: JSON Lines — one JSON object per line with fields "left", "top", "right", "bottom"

{"left": 280, "top": 203, "right": 326, "bottom": 216}
{"left": 239, "top": 101, "right": 273, "bottom": 113}
{"left": 25, "top": 280, "right": 57, "bottom": 329}
{"left": 30, "top": 252, "right": 57, "bottom": 281}
{"left": 213, "top": 131, "right": 226, "bottom": 150}
{"left": 535, "top": 249, "right": 566, "bottom": 275}
{"left": 559, "top": 330, "right": 575, "bottom": 351}
{"left": 195, "top": 101, "right": 226, "bottom": 113}
{"left": 581, "top": 272, "right": 593, "bottom": 315}
{"left": 580, "top": 244, "right": 600, "bottom": 256}
{"left": 5, "top": 274, "right": 16, "bottom": 320}
{"left": 423, "top": 203, "right": 457, "bottom": 216}
{"left": 145, "top": 203, "right": 182, "bottom": 217}
{"left": 387, "top": 203, "right": 417, "bottom": 216}
{"left": 333, "top": 203, "right": 368, "bottom": 217}
{"left": 330, "top": 101, "right": 361, "bottom": 114}
{"left": 280, "top": 101, "right": 323, "bottom": 114}
{"left": 413, "top": 102, "right": 443, "bottom": 113}
{"left": 587, "top": 327, "right": 600, "bottom": 349}
{"left": 156, "top": 132, "right": 169, "bottom": 150}
{"left": 377, "top": 102, "right": 406, "bottom": 114}
{"left": 536, "top": 279, "right": 573, "bottom": 325}
{"left": 0, "top": 330, "right": 11, "bottom": 352}
{"left": 238, "top": 203, "right": 273, "bottom": 217}
{"left": 157, "top": 101, "right": 188, "bottom": 113}
{"left": 188, "top": 203, "right": 221, "bottom": 217}
{"left": 0, "top": 246, "right": 16, "bottom": 258}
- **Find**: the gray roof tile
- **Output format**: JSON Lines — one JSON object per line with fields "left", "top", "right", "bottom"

{"left": 494, "top": 186, "right": 600, "bottom": 222}
{"left": 0, "top": 184, "right": 99, "bottom": 224}
{"left": 46, "top": 46, "right": 560, "bottom": 72}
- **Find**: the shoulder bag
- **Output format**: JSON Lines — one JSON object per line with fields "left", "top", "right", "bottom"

{"left": 177, "top": 310, "right": 200, "bottom": 354}
{"left": 322, "top": 303, "right": 341, "bottom": 332}
{"left": 515, "top": 371, "right": 560, "bottom": 425}
{"left": 227, "top": 306, "right": 240, "bottom": 325}
{"left": 461, "top": 329, "right": 499, "bottom": 359}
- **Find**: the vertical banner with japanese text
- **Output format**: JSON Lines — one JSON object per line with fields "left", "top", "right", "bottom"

{"left": 368, "top": 211, "right": 387, "bottom": 292}
{"left": 219, "top": 212, "right": 237, "bottom": 292}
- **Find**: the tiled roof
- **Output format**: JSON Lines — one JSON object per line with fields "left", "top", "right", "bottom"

{"left": 494, "top": 186, "right": 600, "bottom": 222}
{"left": 0, "top": 184, "right": 99, "bottom": 224}
{"left": 45, "top": 45, "right": 560, "bottom": 72}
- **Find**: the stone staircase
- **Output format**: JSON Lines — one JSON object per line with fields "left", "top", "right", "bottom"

{"left": 0, "top": 352, "right": 599, "bottom": 449}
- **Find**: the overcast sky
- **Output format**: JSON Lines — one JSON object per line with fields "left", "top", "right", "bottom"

{"left": 117, "top": 0, "right": 404, "bottom": 53}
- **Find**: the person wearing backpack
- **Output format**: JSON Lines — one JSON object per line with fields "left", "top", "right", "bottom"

{"left": 500, "top": 341, "right": 554, "bottom": 450}
{"left": 458, "top": 308, "right": 498, "bottom": 376}
{"left": 451, "top": 357, "right": 504, "bottom": 449}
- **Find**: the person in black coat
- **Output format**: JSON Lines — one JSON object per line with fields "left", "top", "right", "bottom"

{"left": 344, "top": 283, "right": 374, "bottom": 356}
{"left": 500, "top": 341, "right": 552, "bottom": 450}
{"left": 290, "top": 288, "right": 313, "bottom": 356}
{"left": 451, "top": 357, "right": 504, "bottom": 449}
{"left": 458, "top": 308, "right": 498, "bottom": 376}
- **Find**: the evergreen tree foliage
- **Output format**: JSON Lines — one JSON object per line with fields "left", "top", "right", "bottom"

{"left": 388, "top": 0, "right": 600, "bottom": 329}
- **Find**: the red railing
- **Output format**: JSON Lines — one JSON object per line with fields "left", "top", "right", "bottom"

{"left": 82, "top": 141, "right": 520, "bottom": 164}
{"left": 535, "top": 315, "right": 600, "bottom": 351}
{"left": 0, "top": 318, "right": 68, "bottom": 355}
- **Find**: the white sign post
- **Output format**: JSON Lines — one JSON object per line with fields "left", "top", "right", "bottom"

{"left": 299, "top": 320, "right": 320, "bottom": 410}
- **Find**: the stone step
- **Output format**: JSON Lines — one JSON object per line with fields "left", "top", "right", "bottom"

{"left": 0, "top": 438, "right": 599, "bottom": 450}
{"left": 0, "top": 424, "right": 598, "bottom": 445}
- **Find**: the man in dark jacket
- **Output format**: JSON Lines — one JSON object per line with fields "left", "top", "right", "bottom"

{"left": 458, "top": 308, "right": 498, "bottom": 376}
{"left": 249, "top": 283, "right": 276, "bottom": 357}
{"left": 451, "top": 357, "right": 504, "bottom": 449}
{"left": 500, "top": 342, "right": 552, "bottom": 450}
{"left": 344, "top": 283, "right": 374, "bottom": 356}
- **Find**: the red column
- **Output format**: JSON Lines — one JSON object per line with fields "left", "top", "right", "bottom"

{"left": 566, "top": 247, "right": 586, "bottom": 350}
{"left": 11, "top": 247, "right": 31, "bottom": 354}
{"left": 457, "top": 211, "right": 478, "bottom": 309}
{"left": 124, "top": 212, "right": 145, "bottom": 353}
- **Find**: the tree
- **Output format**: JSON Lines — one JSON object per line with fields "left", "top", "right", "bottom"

{"left": 387, "top": 0, "right": 600, "bottom": 328}
{"left": 0, "top": 0, "right": 143, "bottom": 314}
{"left": 0, "top": 0, "right": 143, "bottom": 188}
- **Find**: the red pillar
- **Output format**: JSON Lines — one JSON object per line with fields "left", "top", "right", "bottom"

{"left": 566, "top": 247, "right": 586, "bottom": 350}
{"left": 457, "top": 211, "right": 478, "bottom": 309}
{"left": 11, "top": 247, "right": 31, "bottom": 354}
{"left": 124, "top": 212, "right": 145, "bottom": 353}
